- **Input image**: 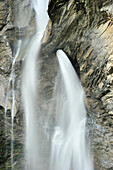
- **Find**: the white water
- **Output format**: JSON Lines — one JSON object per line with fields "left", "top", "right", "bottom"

{"left": 21, "top": 1, "right": 94, "bottom": 170}
{"left": 22, "top": 0, "right": 49, "bottom": 169}
{"left": 50, "top": 50, "right": 94, "bottom": 170}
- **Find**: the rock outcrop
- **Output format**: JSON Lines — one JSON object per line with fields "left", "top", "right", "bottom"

{"left": 42, "top": 0, "right": 113, "bottom": 169}
{"left": 0, "top": 1, "right": 32, "bottom": 169}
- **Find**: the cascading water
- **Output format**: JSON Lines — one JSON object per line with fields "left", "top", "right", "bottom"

{"left": 21, "top": 1, "right": 93, "bottom": 170}
{"left": 22, "top": 0, "right": 49, "bottom": 169}
{"left": 11, "top": 39, "right": 22, "bottom": 169}
{"left": 4, "top": 39, "right": 22, "bottom": 169}
{"left": 50, "top": 50, "right": 94, "bottom": 170}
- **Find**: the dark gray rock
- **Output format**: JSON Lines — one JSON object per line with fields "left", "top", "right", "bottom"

{"left": 41, "top": 0, "right": 113, "bottom": 169}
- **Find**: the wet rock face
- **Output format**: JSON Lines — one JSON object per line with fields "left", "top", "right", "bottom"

{"left": 0, "top": 0, "right": 35, "bottom": 110}
{"left": 0, "top": 1, "right": 33, "bottom": 169}
{"left": 0, "top": 106, "right": 24, "bottom": 169}
{"left": 0, "top": 0, "right": 13, "bottom": 109}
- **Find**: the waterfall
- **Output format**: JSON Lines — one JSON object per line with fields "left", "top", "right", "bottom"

{"left": 4, "top": 39, "right": 22, "bottom": 169}
{"left": 50, "top": 50, "right": 94, "bottom": 170}
{"left": 22, "top": 0, "right": 49, "bottom": 169}
{"left": 21, "top": 1, "right": 93, "bottom": 169}
{"left": 11, "top": 39, "right": 22, "bottom": 170}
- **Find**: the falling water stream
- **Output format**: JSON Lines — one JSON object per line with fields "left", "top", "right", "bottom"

{"left": 11, "top": 39, "right": 22, "bottom": 169}
{"left": 21, "top": 1, "right": 94, "bottom": 170}
{"left": 50, "top": 50, "right": 94, "bottom": 170}
{"left": 22, "top": 0, "right": 49, "bottom": 169}
{"left": 0, "top": 0, "right": 96, "bottom": 169}
{"left": 5, "top": 39, "right": 22, "bottom": 169}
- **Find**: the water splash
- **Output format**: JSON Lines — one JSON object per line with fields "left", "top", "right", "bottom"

{"left": 22, "top": 0, "right": 49, "bottom": 169}
{"left": 50, "top": 50, "right": 94, "bottom": 170}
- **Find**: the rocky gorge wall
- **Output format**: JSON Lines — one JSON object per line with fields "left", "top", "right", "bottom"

{"left": 0, "top": 0, "right": 113, "bottom": 169}
{"left": 42, "top": 0, "right": 113, "bottom": 169}
{"left": 0, "top": 0, "right": 34, "bottom": 169}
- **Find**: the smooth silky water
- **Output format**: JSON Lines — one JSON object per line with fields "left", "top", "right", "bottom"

{"left": 22, "top": 0, "right": 49, "bottom": 169}
{"left": 50, "top": 50, "right": 94, "bottom": 170}
{"left": 21, "top": 1, "right": 94, "bottom": 170}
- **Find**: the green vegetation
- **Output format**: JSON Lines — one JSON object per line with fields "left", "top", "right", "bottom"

{"left": 101, "top": 55, "right": 106, "bottom": 58}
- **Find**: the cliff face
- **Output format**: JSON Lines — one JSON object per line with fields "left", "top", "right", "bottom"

{"left": 42, "top": 0, "right": 113, "bottom": 169}
{"left": 0, "top": 1, "right": 33, "bottom": 168}
{"left": 0, "top": 0, "right": 113, "bottom": 169}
